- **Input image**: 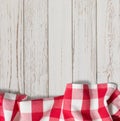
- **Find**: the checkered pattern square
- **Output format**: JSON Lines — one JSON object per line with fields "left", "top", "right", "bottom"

{"left": 63, "top": 83, "right": 120, "bottom": 121}
{"left": 0, "top": 83, "right": 120, "bottom": 121}
{"left": 0, "top": 92, "right": 27, "bottom": 121}
{"left": 18, "top": 96, "right": 63, "bottom": 121}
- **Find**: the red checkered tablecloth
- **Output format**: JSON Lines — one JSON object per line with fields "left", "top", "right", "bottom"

{"left": 0, "top": 83, "right": 120, "bottom": 121}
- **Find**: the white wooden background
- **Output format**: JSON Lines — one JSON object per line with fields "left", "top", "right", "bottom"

{"left": 0, "top": 0, "right": 120, "bottom": 97}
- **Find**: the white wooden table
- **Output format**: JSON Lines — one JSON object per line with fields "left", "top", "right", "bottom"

{"left": 0, "top": 0, "right": 120, "bottom": 97}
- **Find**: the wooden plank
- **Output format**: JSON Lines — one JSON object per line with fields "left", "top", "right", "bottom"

{"left": 73, "top": 0, "right": 97, "bottom": 83}
{"left": 24, "top": 0, "right": 48, "bottom": 97}
{"left": 97, "top": 0, "right": 120, "bottom": 85}
{"left": 49, "top": 0, "right": 72, "bottom": 96}
{"left": 0, "top": 0, "right": 24, "bottom": 93}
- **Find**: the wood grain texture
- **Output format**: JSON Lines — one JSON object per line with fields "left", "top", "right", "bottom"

{"left": 97, "top": 0, "right": 120, "bottom": 85}
{"left": 24, "top": 0, "right": 48, "bottom": 97}
{"left": 0, "top": 0, "right": 24, "bottom": 93}
{"left": 73, "top": 0, "right": 97, "bottom": 83}
{"left": 0, "top": 0, "right": 120, "bottom": 97}
{"left": 48, "top": 0, "right": 72, "bottom": 96}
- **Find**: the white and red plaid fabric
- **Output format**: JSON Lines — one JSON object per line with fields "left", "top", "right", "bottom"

{"left": 0, "top": 83, "right": 120, "bottom": 121}
{"left": 0, "top": 92, "right": 27, "bottom": 121}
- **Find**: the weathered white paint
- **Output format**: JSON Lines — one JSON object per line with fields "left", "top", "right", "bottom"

{"left": 97, "top": 0, "right": 120, "bottom": 85}
{"left": 73, "top": 0, "right": 97, "bottom": 84}
{"left": 49, "top": 0, "right": 72, "bottom": 96}
{"left": 0, "top": 0, "right": 120, "bottom": 97}
{"left": 0, "top": 0, "right": 24, "bottom": 93}
{"left": 24, "top": 0, "right": 48, "bottom": 97}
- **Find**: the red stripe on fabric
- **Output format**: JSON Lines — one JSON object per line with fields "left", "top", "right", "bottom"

{"left": 50, "top": 96, "right": 63, "bottom": 119}
{"left": 81, "top": 84, "right": 92, "bottom": 120}
{"left": 63, "top": 84, "right": 74, "bottom": 119}
{"left": 98, "top": 84, "right": 108, "bottom": 98}
{"left": 11, "top": 94, "right": 26, "bottom": 121}
{"left": 64, "top": 84, "right": 72, "bottom": 99}
{"left": 108, "top": 89, "right": 120, "bottom": 120}
{"left": 16, "top": 94, "right": 27, "bottom": 101}
{"left": 32, "top": 99, "right": 43, "bottom": 121}
{"left": 98, "top": 84, "right": 111, "bottom": 120}
{"left": 108, "top": 89, "right": 120, "bottom": 105}
{"left": 112, "top": 110, "right": 120, "bottom": 121}
{"left": 0, "top": 93, "right": 5, "bottom": 121}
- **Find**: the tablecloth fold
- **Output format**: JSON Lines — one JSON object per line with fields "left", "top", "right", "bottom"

{"left": 0, "top": 83, "right": 120, "bottom": 121}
